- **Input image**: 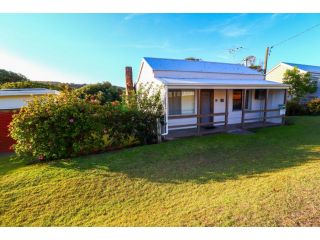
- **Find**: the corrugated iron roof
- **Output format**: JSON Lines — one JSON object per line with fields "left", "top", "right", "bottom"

{"left": 284, "top": 62, "right": 320, "bottom": 73}
{"left": 143, "top": 57, "right": 263, "bottom": 75}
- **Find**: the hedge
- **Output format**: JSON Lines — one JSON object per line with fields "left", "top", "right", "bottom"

{"left": 9, "top": 93, "right": 159, "bottom": 162}
{"left": 286, "top": 98, "right": 320, "bottom": 116}
{"left": 286, "top": 100, "right": 307, "bottom": 116}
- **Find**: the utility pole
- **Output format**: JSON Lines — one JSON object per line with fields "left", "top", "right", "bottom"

{"left": 263, "top": 47, "right": 269, "bottom": 77}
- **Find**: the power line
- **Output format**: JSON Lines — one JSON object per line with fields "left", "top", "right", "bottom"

{"left": 263, "top": 23, "right": 320, "bottom": 74}
{"left": 270, "top": 23, "right": 320, "bottom": 50}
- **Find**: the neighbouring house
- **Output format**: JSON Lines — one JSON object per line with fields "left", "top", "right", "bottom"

{"left": 131, "top": 57, "right": 288, "bottom": 138}
{"left": 0, "top": 88, "right": 59, "bottom": 153}
{"left": 266, "top": 62, "right": 320, "bottom": 100}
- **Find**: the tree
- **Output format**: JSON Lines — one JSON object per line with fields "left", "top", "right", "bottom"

{"left": 243, "top": 55, "right": 256, "bottom": 67}
{"left": 185, "top": 57, "right": 202, "bottom": 61}
{"left": 75, "top": 81, "right": 123, "bottom": 105}
{"left": 283, "top": 67, "right": 317, "bottom": 100}
{"left": 249, "top": 65, "right": 264, "bottom": 73}
{"left": 243, "top": 55, "right": 264, "bottom": 73}
{"left": 0, "top": 81, "right": 62, "bottom": 90}
{"left": 0, "top": 69, "right": 29, "bottom": 84}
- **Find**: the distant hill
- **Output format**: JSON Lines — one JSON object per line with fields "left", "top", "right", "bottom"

{"left": 0, "top": 69, "right": 123, "bottom": 97}
{"left": 0, "top": 69, "right": 29, "bottom": 84}
{"left": 38, "top": 81, "right": 86, "bottom": 89}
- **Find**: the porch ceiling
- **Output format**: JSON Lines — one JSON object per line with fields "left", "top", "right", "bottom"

{"left": 157, "top": 77, "right": 289, "bottom": 89}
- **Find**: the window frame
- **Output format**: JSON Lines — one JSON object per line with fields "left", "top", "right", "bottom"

{"left": 245, "top": 89, "right": 252, "bottom": 110}
{"left": 232, "top": 89, "right": 252, "bottom": 111}
{"left": 232, "top": 89, "right": 243, "bottom": 111}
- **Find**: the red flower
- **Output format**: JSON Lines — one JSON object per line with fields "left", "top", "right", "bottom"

{"left": 111, "top": 101, "right": 119, "bottom": 106}
{"left": 38, "top": 154, "right": 45, "bottom": 161}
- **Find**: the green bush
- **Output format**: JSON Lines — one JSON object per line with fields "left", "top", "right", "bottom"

{"left": 75, "top": 81, "right": 123, "bottom": 105}
{"left": 9, "top": 93, "right": 159, "bottom": 162}
{"left": 307, "top": 98, "right": 320, "bottom": 115}
{"left": 123, "top": 83, "right": 164, "bottom": 117}
{"left": 286, "top": 100, "right": 307, "bottom": 116}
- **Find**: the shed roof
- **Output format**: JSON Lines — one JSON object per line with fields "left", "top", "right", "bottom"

{"left": 283, "top": 62, "right": 320, "bottom": 73}
{"left": 144, "top": 57, "right": 263, "bottom": 75}
{"left": 156, "top": 77, "right": 288, "bottom": 89}
{"left": 0, "top": 88, "right": 59, "bottom": 97}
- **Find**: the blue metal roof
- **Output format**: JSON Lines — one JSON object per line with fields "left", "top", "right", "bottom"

{"left": 143, "top": 57, "right": 262, "bottom": 75}
{"left": 284, "top": 62, "right": 320, "bottom": 73}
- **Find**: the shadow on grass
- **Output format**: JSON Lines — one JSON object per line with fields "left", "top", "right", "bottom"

{"left": 51, "top": 117, "right": 320, "bottom": 184}
{"left": 0, "top": 153, "right": 24, "bottom": 176}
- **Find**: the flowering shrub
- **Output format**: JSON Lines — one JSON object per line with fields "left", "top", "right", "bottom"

{"left": 9, "top": 92, "right": 160, "bottom": 162}
{"left": 122, "top": 83, "right": 163, "bottom": 117}
{"left": 307, "top": 98, "right": 320, "bottom": 115}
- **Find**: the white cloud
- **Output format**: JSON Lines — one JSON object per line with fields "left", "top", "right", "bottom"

{"left": 219, "top": 25, "right": 249, "bottom": 37}
{"left": 120, "top": 41, "right": 202, "bottom": 53}
{"left": 270, "top": 13, "right": 280, "bottom": 20}
{"left": 270, "top": 13, "right": 295, "bottom": 21}
{"left": 121, "top": 40, "right": 170, "bottom": 49}
{"left": 0, "top": 49, "right": 90, "bottom": 84}
{"left": 196, "top": 14, "right": 249, "bottom": 37}
{"left": 123, "top": 13, "right": 146, "bottom": 21}
{"left": 195, "top": 13, "right": 290, "bottom": 38}
{"left": 199, "top": 22, "right": 249, "bottom": 37}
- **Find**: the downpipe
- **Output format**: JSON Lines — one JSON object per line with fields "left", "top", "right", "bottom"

{"left": 161, "top": 86, "right": 169, "bottom": 136}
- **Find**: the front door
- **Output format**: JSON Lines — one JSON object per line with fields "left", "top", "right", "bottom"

{"left": 200, "top": 90, "right": 213, "bottom": 125}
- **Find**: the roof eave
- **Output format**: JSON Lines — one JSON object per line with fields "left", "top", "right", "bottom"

{"left": 165, "top": 83, "right": 289, "bottom": 89}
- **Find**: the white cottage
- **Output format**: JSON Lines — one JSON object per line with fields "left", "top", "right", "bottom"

{"left": 132, "top": 57, "right": 288, "bottom": 137}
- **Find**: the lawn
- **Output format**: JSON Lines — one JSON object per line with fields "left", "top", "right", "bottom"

{"left": 1, "top": 116, "right": 320, "bottom": 226}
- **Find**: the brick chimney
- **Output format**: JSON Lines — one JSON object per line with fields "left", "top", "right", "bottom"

{"left": 125, "top": 66, "right": 134, "bottom": 95}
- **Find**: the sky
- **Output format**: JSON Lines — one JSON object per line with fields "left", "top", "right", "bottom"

{"left": 0, "top": 13, "right": 319, "bottom": 87}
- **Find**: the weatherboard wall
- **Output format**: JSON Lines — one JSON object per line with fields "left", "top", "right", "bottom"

{"left": 167, "top": 89, "right": 284, "bottom": 130}
{"left": 266, "top": 63, "right": 292, "bottom": 83}
{"left": 0, "top": 95, "right": 34, "bottom": 110}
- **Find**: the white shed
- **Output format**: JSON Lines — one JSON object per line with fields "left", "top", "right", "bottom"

{"left": 0, "top": 88, "right": 59, "bottom": 153}
{"left": 0, "top": 88, "right": 59, "bottom": 110}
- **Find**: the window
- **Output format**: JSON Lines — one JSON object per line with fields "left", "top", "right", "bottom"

{"left": 255, "top": 89, "right": 266, "bottom": 100}
{"left": 168, "top": 90, "right": 195, "bottom": 115}
{"left": 168, "top": 90, "right": 181, "bottom": 115}
{"left": 233, "top": 90, "right": 242, "bottom": 111}
{"left": 245, "top": 90, "right": 251, "bottom": 110}
{"left": 233, "top": 90, "right": 251, "bottom": 111}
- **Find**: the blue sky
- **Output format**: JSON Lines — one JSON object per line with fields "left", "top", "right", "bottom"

{"left": 0, "top": 13, "right": 319, "bottom": 86}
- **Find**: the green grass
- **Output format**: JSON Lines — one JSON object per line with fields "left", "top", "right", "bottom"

{"left": 1, "top": 116, "right": 320, "bottom": 226}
